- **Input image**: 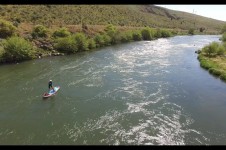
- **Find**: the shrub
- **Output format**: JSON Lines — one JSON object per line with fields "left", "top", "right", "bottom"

{"left": 32, "top": 25, "right": 49, "bottom": 38}
{"left": 53, "top": 27, "right": 70, "bottom": 38}
{"left": 102, "top": 34, "right": 111, "bottom": 46}
{"left": 222, "top": 33, "right": 226, "bottom": 42}
{"left": 111, "top": 31, "right": 121, "bottom": 44}
{"left": 220, "top": 73, "right": 226, "bottom": 81}
{"left": 161, "top": 29, "right": 172, "bottom": 37}
{"left": 216, "top": 45, "right": 225, "bottom": 56}
{"left": 104, "top": 24, "right": 122, "bottom": 44}
{"left": 104, "top": 24, "right": 116, "bottom": 37}
{"left": 54, "top": 36, "right": 78, "bottom": 54}
{"left": 141, "top": 27, "right": 154, "bottom": 40}
{"left": 154, "top": 29, "right": 162, "bottom": 38}
{"left": 0, "top": 45, "right": 5, "bottom": 62}
{"left": 120, "top": 31, "right": 133, "bottom": 43}
{"left": 2, "top": 36, "right": 35, "bottom": 62}
{"left": 202, "top": 42, "right": 219, "bottom": 57}
{"left": 132, "top": 31, "right": 142, "bottom": 41}
{"left": 0, "top": 19, "right": 17, "bottom": 38}
{"left": 94, "top": 34, "right": 105, "bottom": 47}
{"left": 188, "top": 28, "right": 195, "bottom": 35}
{"left": 72, "top": 33, "right": 88, "bottom": 51}
{"left": 87, "top": 38, "right": 96, "bottom": 50}
{"left": 171, "top": 30, "right": 178, "bottom": 35}
{"left": 125, "top": 31, "right": 133, "bottom": 42}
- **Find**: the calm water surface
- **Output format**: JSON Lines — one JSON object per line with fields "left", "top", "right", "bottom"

{"left": 0, "top": 35, "right": 225, "bottom": 145}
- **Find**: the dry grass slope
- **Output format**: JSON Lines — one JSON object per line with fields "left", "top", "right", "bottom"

{"left": 0, "top": 5, "right": 225, "bottom": 34}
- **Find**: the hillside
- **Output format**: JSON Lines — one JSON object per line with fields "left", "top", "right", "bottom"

{"left": 0, "top": 5, "right": 225, "bottom": 34}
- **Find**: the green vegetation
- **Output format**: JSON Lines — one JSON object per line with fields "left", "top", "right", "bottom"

{"left": 132, "top": 31, "right": 142, "bottom": 41}
{"left": 72, "top": 33, "right": 89, "bottom": 51}
{"left": 221, "top": 24, "right": 226, "bottom": 33}
{"left": 87, "top": 38, "right": 96, "bottom": 49}
{"left": 1, "top": 36, "right": 35, "bottom": 63}
{"left": 32, "top": 25, "right": 49, "bottom": 38}
{"left": 141, "top": 27, "right": 154, "bottom": 40}
{"left": 52, "top": 25, "right": 175, "bottom": 56}
{"left": 188, "top": 28, "right": 195, "bottom": 35}
{"left": 222, "top": 33, "right": 226, "bottom": 42}
{"left": 94, "top": 34, "right": 105, "bottom": 48}
{"left": 54, "top": 36, "right": 78, "bottom": 54}
{"left": 0, "top": 19, "right": 17, "bottom": 38}
{"left": 198, "top": 29, "right": 226, "bottom": 81}
{"left": 0, "top": 5, "right": 225, "bottom": 64}
{"left": 120, "top": 31, "right": 133, "bottom": 43}
{"left": 160, "top": 29, "right": 172, "bottom": 37}
{"left": 53, "top": 27, "right": 70, "bottom": 38}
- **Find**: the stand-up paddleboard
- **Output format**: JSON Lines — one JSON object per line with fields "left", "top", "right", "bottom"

{"left": 43, "top": 86, "right": 60, "bottom": 98}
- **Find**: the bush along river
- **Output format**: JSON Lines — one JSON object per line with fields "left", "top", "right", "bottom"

{"left": 0, "top": 35, "right": 226, "bottom": 145}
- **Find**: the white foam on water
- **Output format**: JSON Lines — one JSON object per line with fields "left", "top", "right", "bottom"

{"left": 51, "top": 35, "right": 222, "bottom": 144}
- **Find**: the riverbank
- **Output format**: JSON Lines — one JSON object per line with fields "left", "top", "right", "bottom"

{"left": 0, "top": 22, "right": 182, "bottom": 65}
{"left": 197, "top": 33, "right": 226, "bottom": 82}
{"left": 1, "top": 21, "right": 220, "bottom": 65}
{"left": 198, "top": 54, "right": 226, "bottom": 81}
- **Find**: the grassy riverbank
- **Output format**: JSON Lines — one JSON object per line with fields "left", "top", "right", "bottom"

{"left": 0, "top": 5, "right": 225, "bottom": 64}
{"left": 198, "top": 32, "right": 226, "bottom": 81}
{"left": 0, "top": 20, "right": 181, "bottom": 64}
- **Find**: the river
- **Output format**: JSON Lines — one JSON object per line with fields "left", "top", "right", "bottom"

{"left": 0, "top": 35, "right": 225, "bottom": 145}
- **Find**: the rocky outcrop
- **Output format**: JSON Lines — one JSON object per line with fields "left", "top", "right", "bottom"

{"left": 32, "top": 38, "right": 54, "bottom": 51}
{"left": 51, "top": 50, "right": 64, "bottom": 56}
{"left": 195, "top": 50, "right": 201, "bottom": 54}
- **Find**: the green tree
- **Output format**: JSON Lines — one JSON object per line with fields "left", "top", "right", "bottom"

{"left": 0, "top": 19, "right": 17, "bottom": 38}
{"left": 2, "top": 36, "right": 35, "bottom": 62}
